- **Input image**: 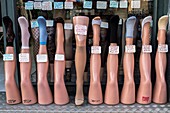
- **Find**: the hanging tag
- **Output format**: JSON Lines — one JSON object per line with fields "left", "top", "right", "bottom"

{"left": 109, "top": 46, "right": 119, "bottom": 54}
{"left": 31, "top": 21, "right": 39, "bottom": 28}
{"left": 64, "top": 23, "right": 73, "bottom": 30}
{"left": 36, "top": 54, "right": 48, "bottom": 62}
{"left": 3, "top": 54, "right": 14, "bottom": 61}
{"left": 142, "top": 45, "right": 152, "bottom": 53}
{"left": 34, "top": 2, "right": 42, "bottom": 9}
{"left": 83, "top": 1, "right": 92, "bottom": 9}
{"left": 119, "top": 1, "right": 128, "bottom": 8}
{"left": 91, "top": 46, "right": 101, "bottom": 54}
{"left": 97, "top": 1, "right": 107, "bottom": 9}
{"left": 42, "top": 1, "right": 52, "bottom": 10}
{"left": 19, "top": 53, "right": 29, "bottom": 62}
{"left": 125, "top": 45, "right": 136, "bottom": 53}
{"left": 46, "top": 20, "right": 54, "bottom": 27}
{"left": 65, "top": 2, "right": 73, "bottom": 9}
{"left": 158, "top": 44, "right": 168, "bottom": 53}
{"left": 25, "top": 1, "right": 34, "bottom": 10}
{"left": 100, "top": 22, "right": 109, "bottom": 28}
{"left": 110, "top": 0, "right": 119, "bottom": 8}
{"left": 75, "top": 25, "right": 87, "bottom": 35}
{"left": 55, "top": 54, "right": 65, "bottom": 61}
{"left": 54, "top": 2, "right": 63, "bottom": 9}
{"left": 131, "top": 0, "right": 140, "bottom": 8}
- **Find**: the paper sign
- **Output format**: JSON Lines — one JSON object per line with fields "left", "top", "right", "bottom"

{"left": 109, "top": 46, "right": 119, "bottom": 54}
{"left": 119, "top": 1, "right": 128, "bottom": 8}
{"left": 125, "top": 45, "right": 136, "bottom": 53}
{"left": 91, "top": 46, "right": 101, "bottom": 54}
{"left": 97, "top": 1, "right": 107, "bottom": 9}
{"left": 54, "top": 2, "right": 63, "bottom": 9}
{"left": 100, "top": 22, "right": 109, "bottom": 28}
{"left": 131, "top": 1, "right": 140, "bottom": 8}
{"left": 34, "top": 2, "right": 42, "bottom": 9}
{"left": 158, "top": 44, "right": 168, "bottom": 53}
{"left": 75, "top": 25, "right": 87, "bottom": 36}
{"left": 19, "top": 53, "right": 29, "bottom": 62}
{"left": 3, "top": 54, "right": 14, "bottom": 61}
{"left": 64, "top": 23, "right": 73, "bottom": 30}
{"left": 83, "top": 1, "right": 92, "bottom": 9}
{"left": 46, "top": 20, "right": 54, "bottom": 27}
{"left": 142, "top": 45, "right": 152, "bottom": 53}
{"left": 25, "top": 1, "right": 34, "bottom": 10}
{"left": 42, "top": 1, "right": 52, "bottom": 10}
{"left": 110, "top": 1, "right": 119, "bottom": 8}
{"left": 31, "top": 21, "right": 39, "bottom": 28}
{"left": 55, "top": 54, "right": 65, "bottom": 61}
{"left": 36, "top": 54, "right": 48, "bottom": 62}
{"left": 65, "top": 2, "right": 73, "bottom": 9}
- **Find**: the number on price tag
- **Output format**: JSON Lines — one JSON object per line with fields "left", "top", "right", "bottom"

{"left": 46, "top": 20, "right": 54, "bottom": 27}
{"left": 3, "top": 54, "right": 14, "bottom": 61}
{"left": 125, "top": 45, "right": 136, "bottom": 53}
{"left": 83, "top": 1, "right": 92, "bottom": 9}
{"left": 54, "top": 2, "right": 63, "bottom": 9}
{"left": 119, "top": 1, "right": 128, "bottom": 8}
{"left": 64, "top": 23, "right": 73, "bottom": 30}
{"left": 34, "top": 2, "right": 42, "bottom": 9}
{"left": 142, "top": 45, "right": 152, "bottom": 53}
{"left": 75, "top": 25, "right": 87, "bottom": 36}
{"left": 110, "top": 1, "right": 119, "bottom": 8}
{"left": 158, "top": 44, "right": 168, "bottom": 53}
{"left": 19, "top": 53, "right": 29, "bottom": 62}
{"left": 31, "top": 21, "right": 39, "bottom": 28}
{"left": 42, "top": 1, "right": 52, "bottom": 10}
{"left": 97, "top": 1, "right": 107, "bottom": 9}
{"left": 131, "top": 1, "right": 140, "bottom": 8}
{"left": 109, "top": 46, "right": 119, "bottom": 54}
{"left": 65, "top": 2, "right": 73, "bottom": 9}
{"left": 55, "top": 54, "right": 65, "bottom": 61}
{"left": 25, "top": 1, "right": 34, "bottom": 10}
{"left": 100, "top": 22, "right": 109, "bottom": 28}
{"left": 91, "top": 46, "right": 101, "bottom": 54}
{"left": 36, "top": 54, "right": 48, "bottom": 62}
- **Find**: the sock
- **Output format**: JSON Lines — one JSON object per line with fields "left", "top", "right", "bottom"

{"left": 18, "top": 16, "right": 30, "bottom": 49}
{"left": 141, "top": 16, "right": 152, "bottom": 38}
{"left": 2, "top": 16, "right": 15, "bottom": 47}
{"left": 126, "top": 16, "right": 137, "bottom": 38}
{"left": 92, "top": 17, "right": 101, "bottom": 26}
{"left": 109, "top": 15, "right": 119, "bottom": 43}
{"left": 37, "top": 16, "right": 48, "bottom": 45}
{"left": 158, "top": 15, "right": 168, "bottom": 30}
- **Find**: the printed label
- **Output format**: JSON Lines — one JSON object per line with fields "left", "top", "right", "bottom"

{"left": 3, "top": 54, "right": 14, "bottom": 61}
{"left": 64, "top": 2, "right": 73, "bottom": 9}
{"left": 125, "top": 45, "right": 136, "bottom": 53}
{"left": 75, "top": 25, "right": 87, "bottom": 36}
{"left": 119, "top": 1, "right": 128, "bottom": 8}
{"left": 54, "top": 2, "right": 63, "bottom": 9}
{"left": 46, "top": 20, "right": 54, "bottom": 27}
{"left": 19, "top": 53, "right": 29, "bottom": 62}
{"left": 158, "top": 44, "right": 168, "bottom": 53}
{"left": 100, "top": 22, "right": 109, "bottom": 28}
{"left": 131, "top": 0, "right": 140, "bottom": 8}
{"left": 83, "top": 1, "right": 92, "bottom": 9}
{"left": 142, "top": 45, "right": 152, "bottom": 53}
{"left": 34, "top": 2, "right": 42, "bottom": 9}
{"left": 25, "top": 1, "right": 34, "bottom": 10}
{"left": 64, "top": 23, "right": 73, "bottom": 30}
{"left": 110, "top": 0, "right": 119, "bottom": 8}
{"left": 55, "top": 54, "right": 65, "bottom": 61}
{"left": 42, "top": 1, "right": 52, "bottom": 10}
{"left": 97, "top": 1, "right": 107, "bottom": 9}
{"left": 91, "top": 46, "right": 101, "bottom": 54}
{"left": 36, "top": 54, "right": 48, "bottom": 62}
{"left": 109, "top": 46, "right": 119, "bottom": 54}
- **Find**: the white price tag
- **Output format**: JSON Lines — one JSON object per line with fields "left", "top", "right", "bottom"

{"left": 54, "top": 2, "right": 63, "bottom": 9}
{"left": 31, "top": 20, "right": 39, "bottom": 28}
{"left": 125, "top": 45, "right": 136, "bottom": 53}
{"left": 109, "top": 46, "right": 119, "bottom": 54}
{"left": 3, "top": 54, "right": 14, "bottom": 61}
{"left": 119, "top": 1, "right": 128, "bottom": 8}
{"left": 75, "top": 25, "right": 87, "bottom": 36}
{"left": 110, "top": 0, "right": 119, "bottom": 8}
{"left": 43, "top": 0, "right": 54, "bottom": 2}
{"left": 19, "top": 53, "right": 29, "bottom": 62}
{"left": 83, "top": 1, "right": 92, "bottom": 9}
{"left": 97, "top": 1, "right": 107, "bottom": 9}
{"left": 64, "top": 23, "right": 73, "bottom": 30}
{"left": 0, "top": 27, "right": 3, "bottom": 32}
{"left": 46, "top": 20, "right": 54, "bottom": 27}
{"left": 55, "top": 54, "right": 65, "bottom": 61}
{"left": 131, "top": 1, "right": 140, "bottom": 8}
{"left": 36, "top": 54, "right": 48, "bottom": 62}
{"left": 119, "top": 19, "right": 123, "bottom": 25}
{"left": 35, "top": 0, "right": 42, "bottom": 1}
{"left": 34, "top": 2, "right": 42, "bottom": 9}
{"left": 142, "top": 45, "right": 152, "bottom": 53}
{"left": 100, "top": 22, "right": 109, "bottom": 28}
{"left": 158, "top": 44, "right": 168, "bottom": 53}
{"left": 42, "top": 1, "right": 52, "bottom": 10}
{"left": 91, "top": 46, "right": 101, "bottom": 54}
{"left": 25, "top": 1, "right": 34, "bottom": 10}
{"left": 64, "top": 2, "right": 73, "bottom": 9}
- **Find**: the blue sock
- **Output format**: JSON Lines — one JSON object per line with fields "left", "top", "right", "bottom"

{"left": 126, "top": 16, "right": 136, "bottom": 38}
{"left": 37, "top": 16, "right": 47, "bottom": 45}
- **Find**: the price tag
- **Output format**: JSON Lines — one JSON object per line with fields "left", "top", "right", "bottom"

{"left": 36, "top": 54, "right": 48, "bottom": 62}
{"left": 125, "top": 45, "right": 136, "bottom": 53}
{"left": 0, "top": 27, "right": 3, "bottom": 32}
{"left": 43, "top": 0, "right": 54, "bottom": 2}
{"left": 34, "top": 2, "right": 42, "bottom": 9}
{"left": 3, "top": 54, "right": 14, "bottom": 61}
{"left": 83, "top": 1, "right": 92, "bottom": 9}
{"left": 35, "top": 0, "right": 42, "bottom": 1}
{"left": 19, "top": 53, "right": 29, "bottom": 62}
{"left": 142, "top": 45, "right": 152, "bottom": 53}
{"left": 75, "top": 25, "right": 87, "bottom": 35}
{"left": 97, "top": 1, "right": 107, "bottom": 9}
{"left": 131, "top": 0, "right": 140, "bottom": 8}
{"left": 54, "top": 2, "right": 63, "bottom": 9}
{"left": 109, "top": 46, "right": 119, "bottom": 54}
{"left": 119, "top": 1, "right": 128, "bottom": 8}
{"left": 25, "top": 1, "right": 34, "bottom": 10}
{"left": 91, "top": 46, "right": 101, "bottom": 54}
{"left": 158, "top": 44, "right": 168, "bottom": 53}
{"left": 42, "top": 1, "right": 52, "bottom": 10}
{"left": 46, "top": 20, "right": 54, "bottom": 27}
{"left": 55, "top": 54, "right": 65, "bottom": 61}
{"left": 31, "top": 20, "right": 39, "bottom": 28}
{"left": 100, "top": 22, "right": 109, "bottom": 28}
{"left": 64, "top": 23, "right": 73, "bottom": 30}
{"left": 119, "top": 19, "right": 123, "bottom": 25}
{"left": 110, "top": 1, "right": 119, "bottom": 8}
{"left": 65, "top": 2, "right": 73, "bottom": 9}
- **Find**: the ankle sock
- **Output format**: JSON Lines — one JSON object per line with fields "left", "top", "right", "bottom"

{"left": 141, "top": 16, "right": 152, "bottom": 39}
{"left": 158, "top": 15, "right": 168, "bottom": 30}
{"left": 126, "top": 16, "right": 137, "bottom": 38}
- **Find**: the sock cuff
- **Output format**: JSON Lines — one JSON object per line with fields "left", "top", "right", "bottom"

{"left": 92, "top": 19, "right": 101, "bottom": 26}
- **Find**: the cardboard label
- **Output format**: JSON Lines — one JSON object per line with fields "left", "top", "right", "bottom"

{"left": 91, "top": 46, "right": 101, "bottom": 54}
{"left": 119, "top": 1, "right": 128, "bottom": 8}
{"left": 64, "top": 23, "right": 73, "bottom": 30}
{"left": 142, "top": 45, "right": 152, "bottom": 53}
{"left": 34, "top": 2, "right": 42, "bottom": 9}
{"left": 3, "top": 54, "right": 14, "bottom": 61}
{"left": 97, "top": 1, "right": 107, "bottom": 9}
{"left": 42, "top": 1, "right": 52, "bottom": 10}
{"left": 100, "top": 22, "right": 109, "bottom": 28}
{"left": 109, "top": 46, "right": 119, "bottom": 54}
{"left": 54, "top": 2, "right": 63, "bottom": 9}
{"left": 125, "top": 45, "right": 136, "bottom": 53}
{"left": 19, "top": 53, "right": 29, "bottom": 62}
{"left": 158, "top": 44, "right": 168, "bottom": 53}
{"left": 55, "top": 54, "right": 65, "bottom": 61}
{"left": 131, "top": 0, "right": 140, "bottom": 8}
{"left": 75, "top": 25, "right": 87, "bottom": 36}
{"left": 110, "top": 0, "right": 119, "bottom": 8}
{"left": 31, "top": 21, "right": 39, "bottom": 28}
{"left": 46, "top": 20, "right": 54, "bottom": 27}
{"left": 25, "top": 1, "right": 34, "bottom": 10}
{"left": 64, "top": 2, "right": 73, "bottom": 9}
{"left": 83, "top": 1, "right": 92, "bottom": 9}
{"left": 36, "top": 54, "right": 48, "bottom": 62}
